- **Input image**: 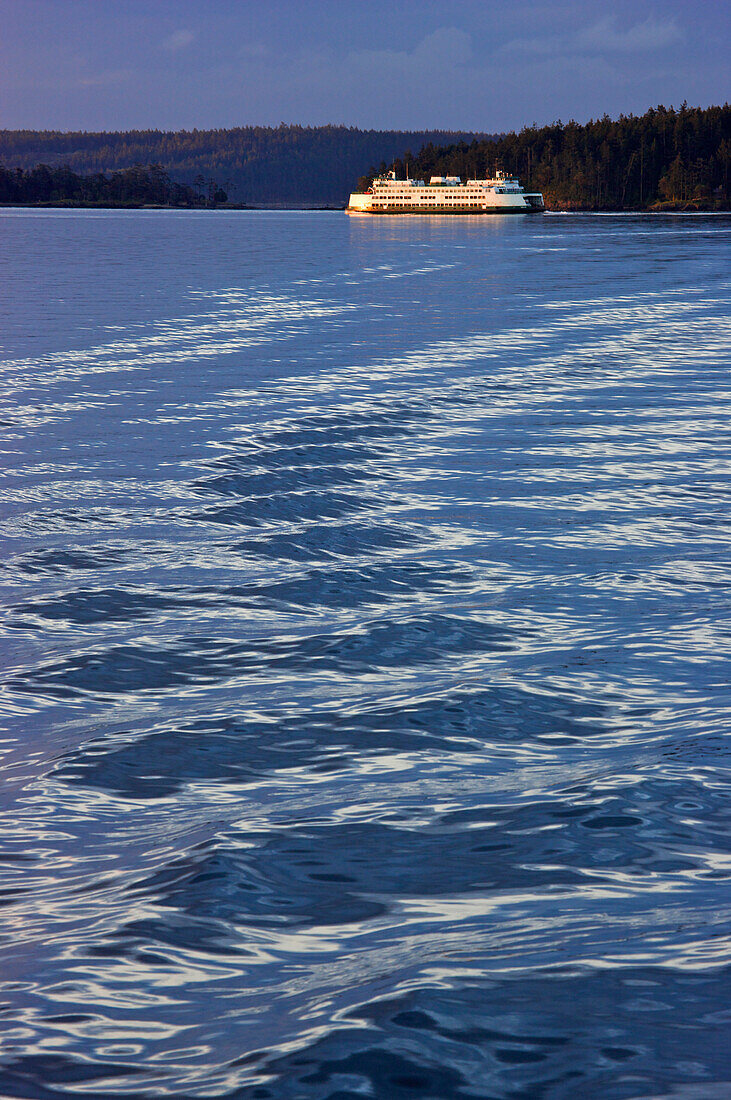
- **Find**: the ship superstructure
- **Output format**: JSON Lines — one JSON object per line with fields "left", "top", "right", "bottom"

{"left": 348, "top": 169, "right": 544, "bottom": 214}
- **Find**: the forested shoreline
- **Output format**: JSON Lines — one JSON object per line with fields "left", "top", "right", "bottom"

{"left": 0, "top": 124, "right": 489, "bottom": 207}
{"left": 1, "top": 107, "right": 729, "bottom": 210}
{"left": 0, "top": 164, "right": 226, "bottom": 207}
{"left": 377, "top": 104, "right": 731, "bottom": 211}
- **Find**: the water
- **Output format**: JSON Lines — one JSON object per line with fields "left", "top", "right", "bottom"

{"left": 0, "top": 209, "right": 730, "bottom": 1100}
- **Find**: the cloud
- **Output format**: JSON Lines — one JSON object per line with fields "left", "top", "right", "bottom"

{"left": 504, "top": 16, "right": 682, "bottom": 59}
{"left": 347, "top": 28, "right": 472, "bottom": 80}
{"left": 201, "top": 27, "right": 478, "bottom": 131}
{"left": 163, "top": 29, "right": 195, "bottom": 52}
{"left": 575, "top": 16, "right": 682, "bottom": 53}
{"left": 412, "top": 27, "right": 472, "bottom": 67}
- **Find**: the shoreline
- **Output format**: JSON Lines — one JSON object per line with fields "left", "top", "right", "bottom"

{"left": 0, "top": 201, "right": 347, "bottom": 212}
{"left": 1, "top": 202, "right": 728, "bottom": 214}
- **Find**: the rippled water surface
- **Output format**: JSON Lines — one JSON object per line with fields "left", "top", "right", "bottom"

{"left": 1, "top": 209, "right": 730, "bottom": 1099}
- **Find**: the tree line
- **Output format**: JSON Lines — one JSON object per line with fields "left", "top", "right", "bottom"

{"left": 4, "top": 108, "right": 727, "bottom": 210}
{"left": 0, "top": 124, "right": 491, "bottom": 206}
{"left": 369, "top": 104, "right": 730, "bottom": 210}
{"left": 0, "top": 163, "right": 228, "bottom": 207}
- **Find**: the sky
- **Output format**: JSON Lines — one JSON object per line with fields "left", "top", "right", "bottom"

{"left": 0, "top": 0, "right": 728, "bottom": 133}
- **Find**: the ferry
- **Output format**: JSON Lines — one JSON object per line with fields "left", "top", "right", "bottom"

{"left": 348, "top": 169, "right": 544, "bottom": 214}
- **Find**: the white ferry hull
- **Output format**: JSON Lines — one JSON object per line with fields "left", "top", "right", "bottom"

{"left": 347, "top": 170, "right": 544, "bottom": 215}
{"left": 346, "top": 204, "right": 543, "bottom": 214}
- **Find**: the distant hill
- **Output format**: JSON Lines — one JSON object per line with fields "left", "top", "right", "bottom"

{"left": 0, "top": 124, "right": 493, "bottom": 206}
{"left": 390, "top": 104, "right": 731, "bottom": 211}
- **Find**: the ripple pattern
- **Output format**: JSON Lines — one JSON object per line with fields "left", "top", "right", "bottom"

{"left": 0, "top": 210, "right": 729, "bottom": 1099}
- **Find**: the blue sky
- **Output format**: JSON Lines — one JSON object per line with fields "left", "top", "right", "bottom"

{"left": 1, "top": 0, "right": 728, "bottom": 132}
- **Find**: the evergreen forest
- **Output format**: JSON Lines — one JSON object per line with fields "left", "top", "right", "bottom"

{"left": 0, "top": 164, "right": 216, "bottom": 207}
{"left": 378, "top": 104, "right": 731, "bottom": 211}
{"left": 1, "top": 107, "right": 728, "bottom": 209}
{"left": 0, "top": 125, "right": 489, "bottom": 207}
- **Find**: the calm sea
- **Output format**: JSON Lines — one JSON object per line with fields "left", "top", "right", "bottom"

{"left": 0, "top": 209, "right": 730, "bottom": 1099}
